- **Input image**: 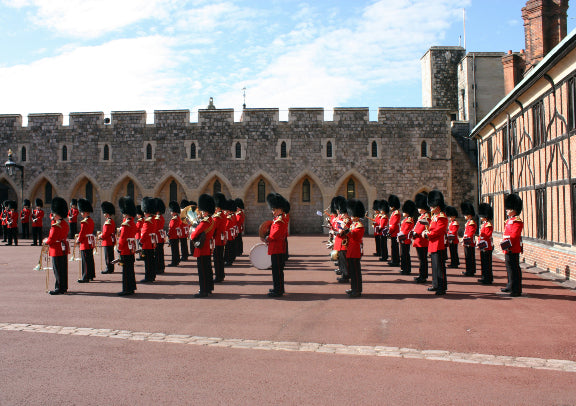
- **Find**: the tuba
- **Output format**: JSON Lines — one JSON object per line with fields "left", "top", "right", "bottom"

{"left": 180, "top": 205, "right": 200, "bottom": 230}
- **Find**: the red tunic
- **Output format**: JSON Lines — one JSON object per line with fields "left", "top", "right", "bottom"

{"left": 118, "top": 217, "right": 137, "bottom": 255}
{"left": 100, "top": 218, "right": 116, "bottom": 247}
{"left": 412, "top": 213, "right": 429, "bottom": 248}
{"left": 78, "top": 217, "right": 95, "bottom": 251}
{"left": 346, "top": 220, "right": 364, "bottom": 258}
{"left": 135, "top": 217, "right": 143, "bottom": 240}
{"left": 388, "top": 210, "right": 401, "bottom": 237}
{"left": 154, "top": 214, "right": 166, "bottom": 243}
{"left": 68, "top": 207, "right": 79, "bottom": 224}
{"left": 334, "top": 214, "right": 351, "bottom": 251}
{"left": 477, "top": 220, "right": 493, "bottom": 251}
{"left": 32, "top": 208, "right": 44, "bottom": 228}
{"left": 212, "top": 211, "right": 227, "bottom": 247}
{"left": 190, "top": 216, "right": 215, "bottom": 257}
{"left": 447, "top": 220, "right": 460, "bottom": 244}
{"left": 267, "top": 214, "right": 288, "bottom": 255}
{"left": 45, "top": 219, "right": 69, "bottom": 257}
{"left": 226, "top": 213, "right": 237, "bottom": 242}
{"left": 236, "top": 209, "right": 245, "bottom": 233}
{"left": 20, "top": 207, "right": 31, "bottom": 224}
{"left": 463, "top": 219, "right": 477, "bottom": 246}
{"left": 427, "top": 212, "right": 448, "bottom": 253}
{"left": 140, "top": 217, "right": 156, "bottom": 250}
{"left": 399, "top": 217, "right": 414, "bottom": 245}
{"left": 372, "top": 214, "right": 382, "bottom": 236}
{"left": 168, "top": 215, "right": 182, "bottom": 240}
{"left": 503, "top": 216, "right": 523, "bottom": 254}
{"left": 8, "top": 210, "right": 18, "bottom": 229}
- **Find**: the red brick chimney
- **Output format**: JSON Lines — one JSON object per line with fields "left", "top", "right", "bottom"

{"left": 522, "top": 0, "right": 568, "bottom": 68}
{"left": 502, "top": 50, "right": 526, "bottom": 94}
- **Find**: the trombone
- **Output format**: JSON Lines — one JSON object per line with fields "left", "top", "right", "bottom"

{"left": 33, "top": 244, "right": 51, "bottom": 292}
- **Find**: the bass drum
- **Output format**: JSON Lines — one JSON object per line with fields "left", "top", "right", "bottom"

{"left": 250, "top": 243, "right": 272, "bottom": 270}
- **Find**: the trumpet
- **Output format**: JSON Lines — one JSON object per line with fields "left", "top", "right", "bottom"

{"left": 33, "top": 244, "right": 50, "bottom": 272}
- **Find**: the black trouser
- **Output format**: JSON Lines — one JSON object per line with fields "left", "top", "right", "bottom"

{"left": 431, "top": 250, "right": 447, "bottom": 292}
{"left": 390, "top": 237, "right": 400, "bottom": 264}
{"left": 155, "top": 243, "right": 165, "bottom": 274}
{"left": 7, "top": 227, "right": 18, "bottom": 245}
{"left": 224, "top": 240, "right": 235, "bottom": 264}
{"left": 480, "top": 250, "right": 493, "bottom": 283}
{"left": 213, "top": 245, "right": 225, "bottom": 281}
{"left": 143, "top": 248, "right": 156, "bottom": 281}
{"left": 449, "top": 243, "right": 460, "bottom": 267}
{"left": 22, "top": 222, "right": 29, "bottom": 239}
{"left": 51, "top": 255, "right": 68, "bottom": 293}
{"left": 374, "top": 235, "right": 381, "bottom": 256}
{"left": 271, "top": 253, "right": 285, "bottom": 293}
{"left": 284, "top": 237, "right": 289, "bottom": 261}
{"left": 236, "top": 232, "right": 244, "bottom": 256}
{"left": 505, "top": 253, "right": 522, "bottom": 294}
{"left": 1, "top": 224, "right": 6, "bottom": 241}
{"left": 463, "top": 245, "right": 476, "bottom": 275}
{"left": 169, "top": 239, "right": 180, "bottom": 265}
{"left": 347, "top": 257, "right": 362, "bottom": 293}
{"left": 416, "top": 246, "right": 428, "bottom": 280}
{"left": 69, "top": 222, "right": 77, "bottom": 239}
{"left": 400, "top": 243, "right": 411, "bottom": 273}
{"left": 180, "top": 237, "right": 189, "bottom": 260}
{"left": 196, "top": 255, "right": 213, "bottom": 294}
{"left": 32, "top": 227, "right": 42, "bottom": 245}
{"left": 81, "top": 249, "right": 95, "bottom": 281}
{"left": 121, "top": 254, "right": 136, "bottom": 293}
{"left": 380, "top": 235, "right": 389, "bottom": 260}
{"left": 337, "top": 250, "right": 348, "bottom": 278}
{"left": 104, "top": 245, "right": 114, "bottom": 272}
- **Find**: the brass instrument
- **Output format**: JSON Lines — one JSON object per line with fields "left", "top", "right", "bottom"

{"left": 181, "top": 205, "right": 200, "bottom": 230}
{"left": 33, "top": 244, "right": 51, "bottom": 293}
{"left": 70, "top": 234, "right": 81, "bottom": 278}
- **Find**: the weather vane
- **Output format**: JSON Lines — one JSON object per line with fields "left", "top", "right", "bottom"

{"left": 242, "top": 87, "right": 247, "bottom": 109}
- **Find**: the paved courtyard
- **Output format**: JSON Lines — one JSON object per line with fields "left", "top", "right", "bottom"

{"left": 1, "top": 235, "right": 576, "bottom": 405}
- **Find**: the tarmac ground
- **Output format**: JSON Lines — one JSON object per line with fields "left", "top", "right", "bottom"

{"left": 1, "top": 235, "right": 576, "bottom": 405}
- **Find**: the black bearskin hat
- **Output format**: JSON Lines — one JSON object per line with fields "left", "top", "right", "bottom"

{"left": 180, "top": 199, "right": 189, "bottom": 209}
{"left": 23, "top": 199, "right": 31, "bottom": 207}
{"left": 235, "top": 198, "right": 245, "bottom": 210}
{"left": 141, "top": 197, "right": 156, "bottom": 214}
{"left": 329, "top": 197, "right": 338, "bottom": 214}
{"left": 346, "top": 199, "right": 365, "bottom": 218}
{"left": 283, "top": 199, "right": 291, "bottom": 214}
{"left": 228, "top": 199, "right": 238, "bottom": 212}
{"left": 444, "top": 205, "right": 458, "bottom": 218}
{"left": 101, "top": 201, "right": 115, "bottom": 215}
{"left": 402, "top": 200, "right": 417, "bottom": 218}
{"left": 213, "top": 193, "right": 226, "bottom": 209}
{"left": 266, "top": 193, "right": 285, "bottom": 210}
{"left": 427, "top": 190, "right": 445, "bottom": 210}
{"left": 415, "top": 193, "right": 429, "bottom": 211}
{"left": 460, "top": 201, "right": 475, "bottom": 217}
{"left": 198, "top": 193, "right": 215, "bottom": 215}
{"left": 333, "top": 195, "right": 347, "bottom": 213}
{"left": 169, "top": 201, "right": 181, "bottom": 214}
{"left": 35, "top": 198, "right": 43, "bottom": 207}
{"left": 136, "top": 205, "right": 144, "bottom": 217}
{"left": 380, "top": 200, "right": 390, "bottom": 214}
{"left": 78, "top": 198, "right": 93, "bottom": 213}
{"left": 51, "top": 197, "right": 68, "bottom": 218}
{"left": 372, "top": 200, "right": 380, "bottom": 211}
{"left": 155, "top": 198, "right": 166, "bottom": 214}
{"left": 388, "top": 195, "right": 400, "bottom": 210}
{"left": 71, "top": 198, "right": 78, "bottom": 206}
{"left": 119, "top": 197, "right": 137, "bottom": 217}
{"left": 478, "top": 203, "right": 493, "bottom": 220}
{"left": 505, "top": 193, "right": 523, "bottom": 214}
{"left": 7, "top": 200, "right": 17, "bottom": 210}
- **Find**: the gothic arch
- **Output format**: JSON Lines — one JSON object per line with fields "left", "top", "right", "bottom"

{"left": 0, "top": 176, "right": 18, "bottom": 203}
{"left": 197, "top": 171, "right": 234, "bottom": 199}
{"left": 153, "top": 171, "right": 190, "bottom": 202}
{"left": 110, "top": 173, "right": 146, "bottom": 206}
{"left": 69, "top": 173, "right": 102, "bottom": 202}
{"left": 242, "top": 171, "right": 281, "bottom": 235}
{"left": 333, "top": 169, "right": 373, "bottom": 203}
{"left": 240, "top": 170, "right": 281, "bottom": 199}
{"left": 29, "top": 175, "right": 60, "bottom": 204}
{"left": 288, "top": 171, "right": 325, "bottom": 234}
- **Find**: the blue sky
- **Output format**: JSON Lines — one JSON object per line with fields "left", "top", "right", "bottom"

{"left": 1, "top": 0, "right": 575, "bottom": 123}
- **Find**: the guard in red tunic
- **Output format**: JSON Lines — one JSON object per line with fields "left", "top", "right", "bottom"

{"left": 31, "top": 198, "right": 45, "bottom": 246}
{"left": 179, "top": 199, "right": 190, "bottom": 261}
{"left": 460, "top": 202, "right": 477, "bottom": 276}
{"left": 224, "top": 199, "right": 238, "bottom": 266}
{"left": 44, "top": 197, "right": 69, "bottom": 295}
{"left": 235, "top": 198, "right": 245, "bottom": 257}
{"left": 76, "top": 198, "right": 96, "bottom": 283}
{"left": 399, "top": 200, "right": 416, "bottom": 275}
{"left": 68, "top": 199, "right": 79, "bottom": 239}
{"left": 154, "top": 198, "right": 166, "bottom": 274}
{"left": 1, "top": 201, "right": 7, "bottom": 242}
{"left": 20, "top": 199, "right": 31, "bottom": 239}
{"left": 371, "top": 200, "right": 382, "bottom": 257}
{"left": 190, "top": 194, "right": 216, "bottom": 298}
{"left": 117, "top": 197, "right": 138, "bottom": 296}
{"left": 412, "top": 193, "right": 430, "bottom": 283}
{"left": 135, "top": 205, "right": 144, "bottom": 261}
{"left": 501, "top": 194, "right": 524, "bottom": 297}
{"left": 6, "top": 200, "right": 18, "bottom": 246}
{"left": 476, "top": 203, "right": 494, "bottom": 285}
{"left": 387, "top": 195, "right": 402, "bottom": 267}
{"left": 345, "top": 199, "right": 365, "bottom": 297}
{"left": 333, "top": 196, "right": 351, "bottom": 283}
{"left": 99, "top": 201, "right": 116, "bottom": 274}
{"left": 212, "top": 193, "right": 228, "bottom": 283}
{"left": 266, "top": 193, "right": 289, "bottom": 297}
{"left": 378, "top": 200, "right": 390, "bottom": 262}
{"left": 445, "top": 206, "right": 460, "bottom": 269}
{"left": 167, "top": 201, "right": 182, "bottom": 267}
{"left": 423, "top": 190, "right": 449, "bottom": 295}
{"left": 140, "top": 197, "right": 157, "bottom": 283}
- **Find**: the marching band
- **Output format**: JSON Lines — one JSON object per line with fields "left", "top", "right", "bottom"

{"left": 5, "top": 189, "right": 525, "bottom": 299}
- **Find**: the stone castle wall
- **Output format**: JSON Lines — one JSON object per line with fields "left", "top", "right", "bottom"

{"left": 0, "top": 107, "right": 477, "bottom": 234}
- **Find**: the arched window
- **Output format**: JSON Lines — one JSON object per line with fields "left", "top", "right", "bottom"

{"left": 146, "top": 143, "right": 153, "bottom": 160}
{"left": 190, "top": 143, "right": 196, "bottom": 159}
{"left": 280, "top": 141, "right": 287, "bottom": 158}
{"left": 326, "top": 141, "right": 333, "bottom": 158}
{"left": 371, "top": 141, "right": 378, "bottom": 158}
{"left": 103, "top": 144, "right": 109, "bottom": 161}
{"left": 169, "top": 180, "right": 177, "bottom": 202}
{"left": 45, "top": 182, "right": 53, "bottom": 204}
{"left": 302, "top": 179, "right": 311, "bottom": 202}
{"left": 21, "top": 146, "right": 26, "bottom": 162}
{"left": 257, "top": 179, "right": 265, "bottom": 203}
{"left": 346, "top": 179, "right": 355, "bottom": 199}
{"left": 421, "top": 141, "right": 428, "bottom": 157}
{"left": 235, "top": 142, "right": 242, "bottom": 159}
{"left": 213, "top": 180, "right": 221, "bottom": 195}
{"left": 86, "top": 181, "right": 93, "bottom": 204}
{"left": 62, "top": 145, "right": 68, "bottom": 161}
{"left": 127, "top": 181, "right": 135, "bottom": 200}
